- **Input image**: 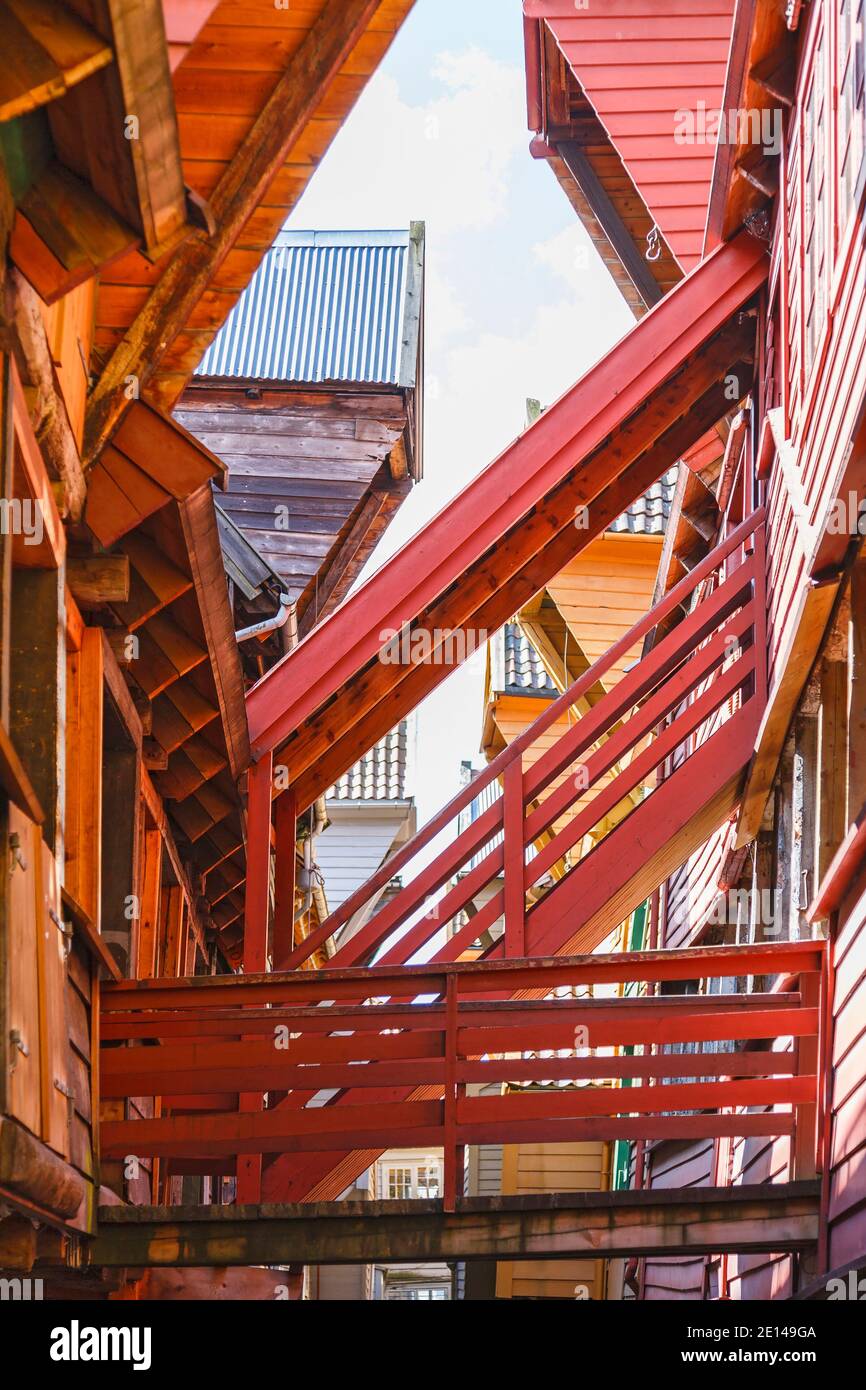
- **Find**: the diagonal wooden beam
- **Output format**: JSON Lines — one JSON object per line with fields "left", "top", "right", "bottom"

{"left": 83, "top": 0, "right": 382, "bottom": 464}
{"left": 286, "top": 347, "right": 755, "bottom": 809}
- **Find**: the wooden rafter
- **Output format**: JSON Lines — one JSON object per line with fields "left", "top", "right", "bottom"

{"left": 83, "top": 0, "right": 383, "bottom": 465}
{"left": 0, "top": 0, "right": 113, "bottom": 121}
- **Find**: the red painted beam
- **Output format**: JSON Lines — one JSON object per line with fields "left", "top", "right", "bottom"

{"left": 246, "top": 234, "right": 767, "bottom": 760}
{"left": 101, "top": 939, "right": 824, "bottom": 1009}
{"left": 101, "top": 1039, "right": 801, "bottom": 1100}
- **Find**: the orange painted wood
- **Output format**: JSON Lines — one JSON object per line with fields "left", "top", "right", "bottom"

{"left": 64, "top": 627, "right": 104, "bottom": 926}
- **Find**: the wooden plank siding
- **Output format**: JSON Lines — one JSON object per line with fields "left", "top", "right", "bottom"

{"left": 544, "top": 534, "right": 664, "bottom": 693}
{"left": 531, "top": 0, "right": 737, "bottom": 271}
{"left": 765, "top": 0, "right": 866, "bottom": 693}
{"left": 642, "top": 1139, "right": 715, "bottom": 1300}
{"left": 496, "top": 1137, "right": 609, "bottom": 1300}
{"left": 174, "top": 391, "right": 408, "bottom": 619}
{"left": 90, "top": 0, "right": 417, "bottom": 405}
{"left": 826, "top": 863, "right": 866, "bottom": 1271}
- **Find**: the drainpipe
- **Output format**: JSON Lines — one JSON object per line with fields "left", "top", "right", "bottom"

{"left": 294, "top": 798, "right": 331, "bottom": 952}
{"left": 235, "top": 591, "right": 293, "bottom": 643}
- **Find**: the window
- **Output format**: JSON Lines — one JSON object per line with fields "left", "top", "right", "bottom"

{"left": 416, "top": 1166, "right": 440, "bottom": 1199}
{"left": 383, "top": 1159, "right": 442, "bottom": 1200}
{"left": 387, "top": 1166, "right": 412, "bottom": 1200}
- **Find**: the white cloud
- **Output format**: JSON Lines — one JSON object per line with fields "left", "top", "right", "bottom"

{"left": 289, "top": 38, "right": 634, "bottom": 827}
{"left": 293, "top": 52, "right": 525, "bottom": 239}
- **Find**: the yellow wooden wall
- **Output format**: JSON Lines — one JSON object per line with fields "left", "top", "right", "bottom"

{"left": 545, "top": 533, "right": 663, "bottom": 694}
{"left": 495, "top": 1137, "right": 611, "bottom": 1299}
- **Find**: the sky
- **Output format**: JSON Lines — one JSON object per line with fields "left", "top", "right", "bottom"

{"left": 287, "top": 0, "right": 633, "bottom": 828}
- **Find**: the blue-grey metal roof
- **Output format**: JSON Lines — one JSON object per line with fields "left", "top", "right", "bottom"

{"left": 503, "top": 623, "right": 557, "bottom": 697}
{"left": 608, "top": 466, "right": 678, "bottom": 535}
{"left": 195, "top": 228, "right": 422, "bottom": 386}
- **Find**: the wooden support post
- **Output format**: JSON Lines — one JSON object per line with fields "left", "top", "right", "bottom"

{"left": 238, "top": 753, "right": 273, "bottom": 1203}
{"left": 161, "top": 888, "right": 184, "bottom": 979}
{"left": 443, "top": 975, "right": 461, "bottom": 1213}
{"left": 273, "top": 790, "right": 297, "bottom": 972}
{"left": 137, "top": 825, "right": 162, "bottom": 979}
{"left": 0, "top": 355, "right": 13, "bottom": 730}
{"left": 65, "top": 627, "right": 104, "bottom": 926}
{"left": 243, "top": 753, "right": 273, "bottom": 974}
{"left": 849, "top": 554, "right": 866, "bottom": 813}
{"left": 818, "top": 656, "right": 849, "bottom": 885}
{"left": 503, "top": 757, "right": 525, "bottom": 958}
{"left": 10, "top": 566, "right": 65, "bottom": 856}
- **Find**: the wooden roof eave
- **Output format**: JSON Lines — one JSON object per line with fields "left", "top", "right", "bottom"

{"left": 178, "top": 484, "right": 250, "bottom": 782}
{"left": 3, "top": 0, "right": 192, "bottom": 303}
{"left": 83, "top": 0, "right": 406, "bottom": 467}
{"left": 84, "top": 398, "right": 227, "bottom": 550}
{"left": 525, "top": 19, "right": 681, "bottom": 315}
{"left": 703, "top": 0, "right": 795, "bottom": 253}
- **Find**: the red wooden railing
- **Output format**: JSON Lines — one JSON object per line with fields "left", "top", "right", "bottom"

{"left": 101, "top": 939, "right": 827, "bottom": 1208}
{"left": 286, "top": 510, "right": 767, "bottom": 971}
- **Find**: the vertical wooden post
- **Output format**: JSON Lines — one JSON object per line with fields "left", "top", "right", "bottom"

{"left": 137, "top": 825, "right": 162, "bottom": 978}
{"left": 443, "top": 973, "right": 459, "bottom": 1212}
{"left": 503, "top": 757, "right": 525, "bottom": 958}
{"left": 238, "top": 752, "right": 273, "bottom": 1203}
{"left": 791, "top": 970, "right": 820, "bottom": 1183}
{"left": 273, "top": 789, "right": 297, "bottom": 972}
{"left": 818, "top": 655, "right": 849, "bottom": 885}
{"left": 65, "top": 627, "right": 104, "bottom": 926}
{"left": 848, "top": 554, "right": 866, "bottom": 814}
{"left": 243, "top": 752, "right": 274, "bottom": 974}
{"left": 0, "top": 355, "right": 14, "bottom": 730}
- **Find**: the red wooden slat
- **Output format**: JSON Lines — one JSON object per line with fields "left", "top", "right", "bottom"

{"left": 458, "top": 1076, "right": 815, "bottom": 1122}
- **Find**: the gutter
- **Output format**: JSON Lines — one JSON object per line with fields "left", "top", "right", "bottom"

{"left": 236, "top": 591, "right": 293, "bottom": 643}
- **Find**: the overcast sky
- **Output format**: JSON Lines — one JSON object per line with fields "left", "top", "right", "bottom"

{"left": 287, "top": 0, "right": 632, "bottom": 828}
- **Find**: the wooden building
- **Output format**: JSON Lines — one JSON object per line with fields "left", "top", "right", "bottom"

{"left": 175, "top": 226, "right": 424, "bottom": 637}
{"left": 2, "top": 0, "right": 866, "bottom": 1308}
{"left": 521, "top": 0, "right": 866, "bottom": 1299}
{"left": 0, "top": 0, "right": 418, "bottom": 1298}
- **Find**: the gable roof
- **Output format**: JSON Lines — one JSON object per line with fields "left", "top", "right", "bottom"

{"left": 195, "top": 228, "right": 423, "bottom": 388}
{"left": 524, "top": 0, "right": 736, "bottom": 278}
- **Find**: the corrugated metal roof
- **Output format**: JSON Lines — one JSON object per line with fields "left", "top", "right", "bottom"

{"left": 329, "top": 723, "right": 409, "bottom": 802}
{"left": 195, "top": 229, "right": 417, "bottom": 385}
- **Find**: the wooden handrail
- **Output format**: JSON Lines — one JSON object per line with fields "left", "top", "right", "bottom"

{"left": 99, "top": 938, "right": 825, "bottom": 1204}
{"left": 290, "top": 511, "right": 767, "bottom": 967}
